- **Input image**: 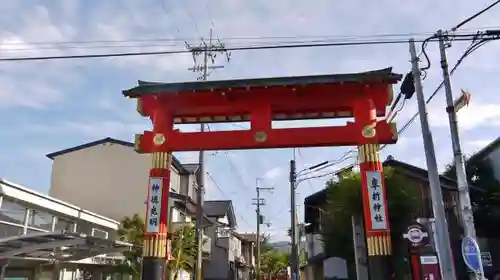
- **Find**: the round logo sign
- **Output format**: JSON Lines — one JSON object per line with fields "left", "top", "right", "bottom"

{"left": 403, "top": 223, "right": 429, "bottom": 247}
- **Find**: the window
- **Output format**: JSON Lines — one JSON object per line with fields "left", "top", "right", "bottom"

{"left": 0, "top": 199, "right": 27, "bottom": 225}
{"left": 170, "top": 171, "right": 180, "bottom": 193}
{"left": 54, "top": 217, "right": 74, "bottom": 232}
{"left": 76, "top": 221, "right": 93, "bottom": 235}
{"left": 0, "top": 223, "right": 23, "bottom": 238}
{"left": 27, "top": 209, "right": 53, "bottom": 231}
{"left": 92, "top": 228, "right": 108, "bottom": 239}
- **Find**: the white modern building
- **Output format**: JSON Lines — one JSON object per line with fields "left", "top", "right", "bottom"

{"left": 0, "top": 178, "right": 131, "bottom": 280}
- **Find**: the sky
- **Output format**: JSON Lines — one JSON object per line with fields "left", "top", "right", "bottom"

{"left": 1, "top": 0, "right": 500, "bottom": 242}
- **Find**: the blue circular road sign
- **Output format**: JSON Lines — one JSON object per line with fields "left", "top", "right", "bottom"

{"left": 461, "top": 236, "right": 482, "bottom": 273}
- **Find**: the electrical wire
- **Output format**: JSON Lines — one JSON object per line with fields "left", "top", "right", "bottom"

{"left": 3, "top": 26, "right": 497, "bottom": 46}
{"left": 0, "top": 36, "right": 481, "bottom": 62}
{"left": 297, "top": 34, "right": 498, "bottom": 181}
{"left": 380, "top": 33, "right": 500, "bottom": 151}
{"left": 206, "top": 171, "right": 253, "bottom": 228}
{"left": 295, "top": 148, "right": 315, "bottom": 192}
{"left": 202, "top": 0, "right": 217, "bottom": 31}
{"left": 451, "top": 0, "right": 500, "bottom": 32}
{"left": 299, "top": 150, "right": 356, "bottom": 177}
{"left": 300, "top": 162, "right": 360, "bottom": 182}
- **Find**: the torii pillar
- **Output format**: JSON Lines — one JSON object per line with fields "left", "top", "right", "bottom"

{"left": 354, "top": 98, "right": 392, "bottom": 280}
{"left": 142, "top": 107, "right": 173, "bottom": 280}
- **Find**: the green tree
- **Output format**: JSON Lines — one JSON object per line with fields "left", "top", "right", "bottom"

{"left": 443, "top": 155, "right": 500, "bottom": 237}
{"left": 320, "top": 167, "right": 422, "bottom": 279}
{"left": 115, "top": 214, "right": 200, "bottom": 280}
{"left": 258, "top": 235, "right": 289, "bottom": 277}
{"left": 168, "top": 224, "right": 198, "bottom": 280}
{"left": 116, "top": 214, "right": 144, "bottom": 279}
{"left": 260, "top": 250, "right": 289, "bottom": 276}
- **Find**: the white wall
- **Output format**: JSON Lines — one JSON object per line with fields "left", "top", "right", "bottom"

{"left": 49, "top": 142, "right": 181, "bottom": 222}
{"left": 305, "top": 234, "right": 323, "bottom": 258}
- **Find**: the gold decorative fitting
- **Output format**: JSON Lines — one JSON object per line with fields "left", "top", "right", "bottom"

{"left": 362, "top": 125, "right": 376, "bottom": 138}
{"left": 358, "top": 144, "right": 380, "bottom": 163}
{"left": 153, "top": 133, "right": 166, "bottom": 145}
{"left": 254, "top": 131, "right": 268, "bottom": 143}
{"left": 366, "top": 235, "right": 392, "bottom": 256}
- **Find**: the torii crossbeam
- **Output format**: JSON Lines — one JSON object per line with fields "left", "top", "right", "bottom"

{"left": 123, "top": 67, "right": 403, "bottom": 280}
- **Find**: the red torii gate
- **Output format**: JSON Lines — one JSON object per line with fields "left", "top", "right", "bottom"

{"left": 123, "top": 67, "right": 402, "bottom": 280}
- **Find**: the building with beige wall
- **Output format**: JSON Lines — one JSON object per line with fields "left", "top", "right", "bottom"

{"left": 47, "top": 137, "right": 200, "bottom": 223}
{"left": 46, "top": 137, "right": 213, "bottom": 280}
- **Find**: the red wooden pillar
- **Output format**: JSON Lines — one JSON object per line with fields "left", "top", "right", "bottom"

{"left": 142, "top": 106, "right": 173, "bottom": 280}
{"left": 354, "top": 98, "right": 392, "bottom": 280}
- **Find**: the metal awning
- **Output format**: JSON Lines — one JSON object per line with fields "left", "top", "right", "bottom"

{"left": 0, "top": 231, "right": 134, "bottom": 261}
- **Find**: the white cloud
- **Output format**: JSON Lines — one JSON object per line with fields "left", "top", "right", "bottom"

{"left": 0, "top": 74, "right": 64, "bottom": 109}
{"left": 428, "top": 102, "right": 500, "bottom": 130}
{"left": 21, "top": 120, "right": 148, "bottom": 140}
{"left": 264, "top": 167, "right": 283, "bottom": 180}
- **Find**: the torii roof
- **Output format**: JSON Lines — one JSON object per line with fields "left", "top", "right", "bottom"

{"left": 123, "top": 67, "right": 402, "bottom": 97}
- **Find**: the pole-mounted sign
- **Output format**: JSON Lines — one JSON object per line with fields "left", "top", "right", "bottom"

{"left": 403, "top": 223, "right": 429, "bottom": 248}
{"left": 461, "top": 236, "right": 485, "bottom": 279}
{"left": 453, "top": 89, "right": 471, "bottom": 112}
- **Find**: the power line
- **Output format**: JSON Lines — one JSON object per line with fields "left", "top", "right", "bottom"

{"left": 293, "top": 33, "right": 500, "bottom": 181}
{"left": 451, "top": 0, "right": 500, "bottom": 32}
{"left": 0, "top": 36, "right": 481, "bottom": 62}
{"left": 4, "top": 26, "right": 497, "bottom": 46}
{"left": 201, "top": 0, "right": 217, "bottom": 30}
{"left": 206, "top": 171, "right": 252, "bottom": 228}
{"left": 159, "top": 0, "right": 183, "bottom": 36}
{"left": 380, "top": 32, "right": 500, "bottom": 151}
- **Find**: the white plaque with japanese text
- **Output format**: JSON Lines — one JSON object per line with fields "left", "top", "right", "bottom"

{"left": 146, "top": 177, "right": 163, "bottom": 233}
{"left": 365, "top": 171, "right": 388, "bottom": 230}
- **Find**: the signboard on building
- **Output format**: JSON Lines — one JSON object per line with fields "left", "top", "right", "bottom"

{"left": 365, "top": 171, "right": 388, "bottom": 230}
{"left": 146, "top": 178, "right": 163, "bottom": 233}
{"left": 481, "top": 252, "right": 493, "bottom": 267}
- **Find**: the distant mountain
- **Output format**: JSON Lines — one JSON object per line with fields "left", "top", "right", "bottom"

{"left": 271, "top": 241, "right": 291, "bottom": 253}
{"left": 270, "top": 241, "right": 306, "bottom": 254}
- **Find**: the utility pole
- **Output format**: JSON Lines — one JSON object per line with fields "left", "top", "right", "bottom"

{"left": 188, "top": 29, "right": 231, "bottom": 280}
{"left": 409, "top": 38, "right": 457, "bottom": 280}
{"left": 289, "top": 160, "right": 299, "bottom": 280}
{"left": 253, "top": 179, "right": 273, "bottom": 280}
{"left": 437, "top": 29, "right": 484, "bottom": 279}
